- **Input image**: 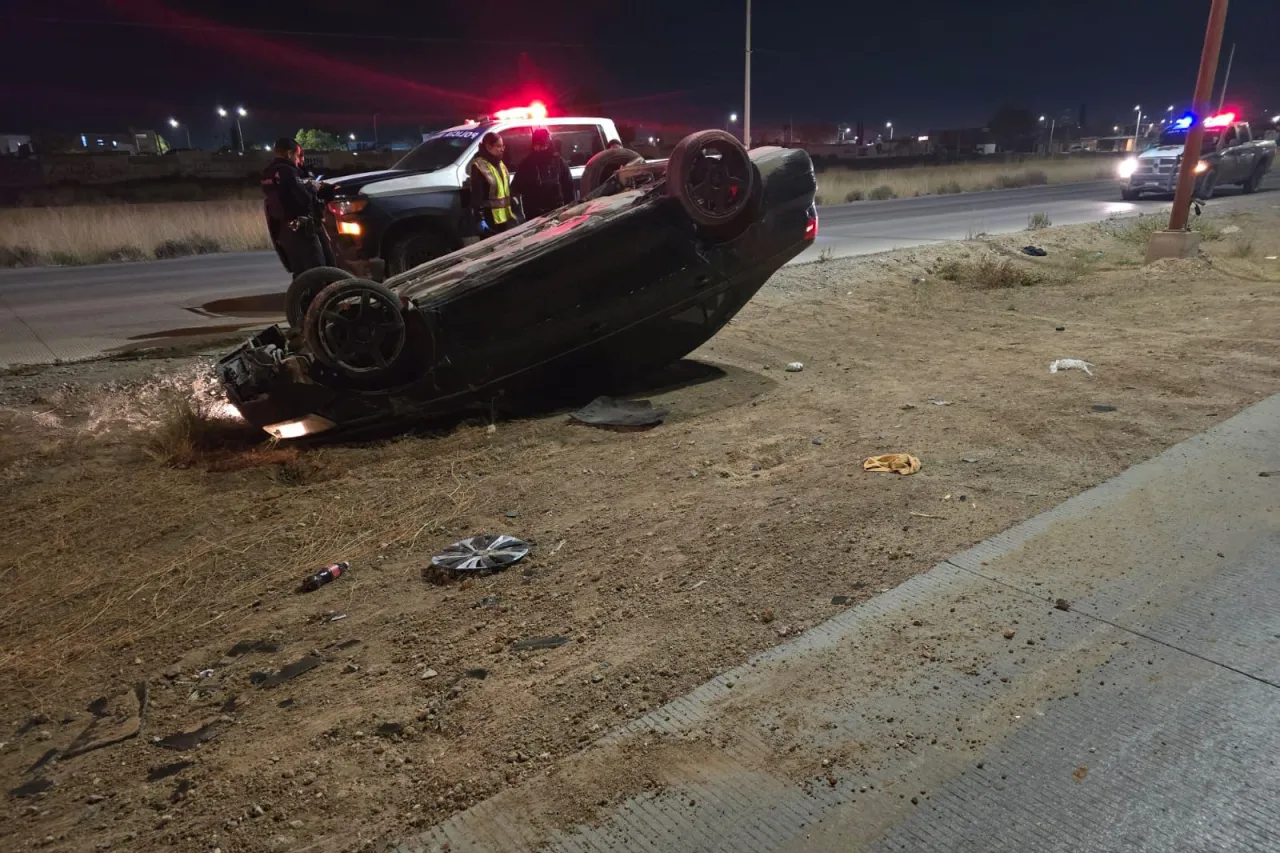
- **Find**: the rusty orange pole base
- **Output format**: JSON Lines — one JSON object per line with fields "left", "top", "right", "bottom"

{"left": 1145, "top": 229, "right": 1202, "bottom": 264}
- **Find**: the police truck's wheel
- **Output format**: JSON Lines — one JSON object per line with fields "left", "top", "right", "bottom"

{"left": 667, "top": 130, "right": 757, "bottom": 230}
{"left": 1120, "top": 188, "right": 1139, "bottom": 201}
{"left": 1196, "top": 170, "right": 1218, "bottom": 200}
{"left": 387, "top": 230, "right": 452, "bottom": 277}
{"left": 286, "top": 266, "right": 352, "bottom": 330}
{"left": 581, "top": 148, "right": 644, "bottom": 197}
{"left": 1241, "top": 162, "right": 1267, "bottom": 194}
{"left": 304, "top": 279, "right": 407, "bottom": 381}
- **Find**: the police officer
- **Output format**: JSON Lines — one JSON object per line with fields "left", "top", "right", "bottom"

{"left": 468, "top": 132, "right": 515, "bottom": 238}
{"left": 510, "top": 127, "right": 575, "bottom": 220}
{"left": 262, "top": 137, "right": 330, "bottom": 277}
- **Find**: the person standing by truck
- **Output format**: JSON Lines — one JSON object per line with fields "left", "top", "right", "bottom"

{"left": 510, "top": 127, "right": 575, "bottom": 220}
{"left": 468, "top": 132, "right": 515, "bottom": 239}
{"left": 262, "top": 137, "right": 332, "bottom": 277}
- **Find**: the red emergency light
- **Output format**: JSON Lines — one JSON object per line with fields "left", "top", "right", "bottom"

{"left": 1203, "top": 111, "right": 1236, "bottom": 128}
{"left": 493, "top": 101, "right": 549, "bottom": 121}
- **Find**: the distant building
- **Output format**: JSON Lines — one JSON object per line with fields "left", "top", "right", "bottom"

{"left": 50, "top": 130, "right": 164, "bottom": 155}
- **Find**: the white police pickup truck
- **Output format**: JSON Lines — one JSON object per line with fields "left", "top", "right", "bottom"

{"left": 318, "top": 105, "right": 622, "bottom": 280}
{"left": 1118, "top": 111, "right": 1275, "bottom": 200}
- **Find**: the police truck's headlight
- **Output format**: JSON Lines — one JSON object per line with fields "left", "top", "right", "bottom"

{"left": 1116, "top": 158, "right": 1138, "bottom": 179}
{"left": 1193, "top": 160, "right": 1209, "bottom": 174}
{"left": 327, "top": 199, "right": 367, "bottom": 216}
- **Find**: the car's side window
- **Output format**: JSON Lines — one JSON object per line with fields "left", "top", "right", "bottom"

{"left": 551, "top": 125, "right": 605, "bottom": 168}
{"left": 1238, "top": 125, "right": 1251, "bottom": 143}
{"left": 500, "top": 127, "right": 533, "bottom": 173}
{"left": 1224, "top": 126, "right": 1239, "bottom": 147}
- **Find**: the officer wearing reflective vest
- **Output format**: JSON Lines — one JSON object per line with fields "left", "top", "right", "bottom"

{"left": 468, "top": 132, "right": 515, "bottom": 238}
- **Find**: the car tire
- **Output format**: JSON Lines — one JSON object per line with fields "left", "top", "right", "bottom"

{"left": 581, "top": 148, "right": 644, "bottom": 198}
{"left": 387, "top": 229, "right": 453, "bottom": 277}
{"left": 1196, "top": 170, "right": 1217, "bottom": 200}
{"left": 1121, "top": 188, "right": 1140, "bottom": 201}
{"left": 304, "top": 279, "right": 408, "bottom": 382}
{"left": 286, "top": 266, "right": 352, "bottom": 330}
{"left": 666, "top": 130, "right": 758, "bottom": 231}
{"left": 1241, "top": 162, "right": 1267, "bottom": 194}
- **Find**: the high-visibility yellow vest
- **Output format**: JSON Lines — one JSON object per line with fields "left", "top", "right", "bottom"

{"left": 474, "top": 157, "right": 512, "bottom": 225}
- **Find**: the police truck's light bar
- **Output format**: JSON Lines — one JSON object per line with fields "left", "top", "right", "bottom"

{"left": 1172, "top": 114, "right": 1195, "bottom": 130}
{"left": 493, "top": 101, "right": 549, "bottom": 121}
{"left": 1203, "top": 111, "right": 1236, "bottom": 128}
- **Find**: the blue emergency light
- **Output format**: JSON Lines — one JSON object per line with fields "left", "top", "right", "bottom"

{"left": 1171, "top": 114, "right": 1195, "bottom": 130}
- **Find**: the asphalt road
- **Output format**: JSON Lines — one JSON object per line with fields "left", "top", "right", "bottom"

{"left": 1, "top": 176, "right": 1275, "bottom": 366}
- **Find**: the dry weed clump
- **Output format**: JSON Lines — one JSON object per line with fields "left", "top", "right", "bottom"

{"left": 935, "top": 255, "right": 1040, "bottom": 289}
{"left": 145, "top": 390, "right": 264, "bottom": 468}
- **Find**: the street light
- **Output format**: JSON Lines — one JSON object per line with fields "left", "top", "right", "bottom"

{"left": 167, "top": 117, "right": 191, "bottom": 149}
{"left": 885, "top": 121, "right": 893, "bottom": 139}
{"left": 349, "top": 133, "right": 356, "bottom": 141}
{"left": 216, "top": 105, "right": 247, "bottom": 152}
{"left": 1133, "top": 104, "right": 1143, "bottom": 151}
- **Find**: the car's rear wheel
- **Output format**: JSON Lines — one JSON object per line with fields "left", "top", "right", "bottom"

{"left": 1241, "top": 161, "right": 1267, "bottom": 194}
{"left": 667, "top": 130, "right": 757, "bottom": 232}
{"left": 286, "top": 266, "right": 352, "bottom": 329}
{"left": 1196, "top": 169, "right": 1218, "bottom": 200}
{"left": 304, "top": 279, "right": 407, "bottom": 382}
{"left": 581, "top": 148, "right": 644, "bottom": 197}
{"left": 387, "top": 228, "right": 453, "bottom": 277}
{"left": 1121, "top": 188, "right": 1140, "bottom": 201}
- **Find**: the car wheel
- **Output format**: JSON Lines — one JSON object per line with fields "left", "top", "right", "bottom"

{"left": 581, "top": 148, "right": 644, "bottom": 197}
{"left": 666, "top": 130, "right": 758, "bottom": 231}
{"left": 387, "top": 229, "right": 452, "bottom": 277}
{"left": 286, "top": 266, "right": 352, "bottom": 330}
{"left": 1196, "top": 170, "right": 1217, "bottom": 200}
{"left": 1241, "top": 162, "right": 1266, "bottom": 194}
{"left": 304, "top": 279, "right": 407, "bottom": 382}
{"left": 1121, "top": 188, "right": 1140, "bottom": 201}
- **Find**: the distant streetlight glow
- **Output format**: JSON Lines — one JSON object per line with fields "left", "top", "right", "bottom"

{"left": 216, "top": 106, "right": 228, "bottom": 118}
{"left": 349, "top": 133, "right": 356, "bottom": 141}
{"left": 216, "top": 105, "right": 248, "bottom": 153}
{"left": 168, "top": 118, "right": 179, "bottom": 128}
{"left": 167, "top": 117, "right": 191, "bottom": 149}
{"left": 729, "top": 112, "right": 738, "bottom": 122}
{"left": 237, "top": 106, "right": 248, "bottom": 118}
{"left": 1039, "top": 115, "right": 1046, "bottom": 122}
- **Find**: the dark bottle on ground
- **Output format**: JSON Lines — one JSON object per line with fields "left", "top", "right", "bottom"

{"left": 300, "top": 561, "right": 349, "bottom": 592}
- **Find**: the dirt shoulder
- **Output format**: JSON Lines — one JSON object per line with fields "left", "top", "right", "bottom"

{"left": 2, "top": 200, "right": 1278, "bottom": 853}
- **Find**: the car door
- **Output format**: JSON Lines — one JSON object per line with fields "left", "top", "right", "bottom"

{"left": 1221, "top": 125, "right": 1247, "bottom": 181}
{"left": 549, "top": 124, "right": 606, "bottom": 199}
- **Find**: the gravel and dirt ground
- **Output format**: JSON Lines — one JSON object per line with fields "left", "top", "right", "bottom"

{"left": 2, "top": 200, "right": 1279, "bottom": 852}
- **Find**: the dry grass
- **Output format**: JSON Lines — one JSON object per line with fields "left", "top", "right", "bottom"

{"left": 1113, "top": 212, "right": 1224, "bottom": 245}
{"left": 934, "top": 254, "right": 1040, "bottom": 289}
{"left": 145, "top": 390, "right": 264, "bottom": 468}
{"left": 0, "top": 200, "right": 270, "bottom": 266}
{"left": 1027, "top": 211, "right": 1052, "bottom": 230}
{"left": 815, "top": 158, "right": 1112, "bottom": 205}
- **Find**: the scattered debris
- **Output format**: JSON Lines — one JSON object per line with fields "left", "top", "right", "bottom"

{"left": 227, "top": 637, "right": 282, "bottom": 655}
{"left": 1220, "top": 225, "right": 1240, "bottom": 234}
{"left": 324, "top": 613, "right": 348, "bottom": 623}
{"left": 1091, "top": 404, "right": 1117, "bottom": 413}
{"left": 154, "top": 720, "right": 221, "bottom": 751}
{"left": 811, "top": 436, "right": 825, "bottom": 446}
{"left": 10, "top": 777, "right": 55, "bottom": 798}
{"left": 464, "top": 668, "right": 489, "bottom": 680}
{"left": 421, "top": 668, "right": 439, "bottom": 680}
{"left": 830, "top": 596, "right": 851, "bottom": 605}
{"left": 1265, "top": 256, "right": 1278, "bottom": 261}
{"left": 909, "top": 511, "right": 945, "bottom": 520}
{"left": 1073, "top": 765, "right": 1089, "bottom": 782}
{"left": 569, "top": 396, "right": 668, "bottom": 428}
{"left": 1021, "top": 246, "right": 1048, "bottom": 257}
{"left": 25, "top": 748, "right": 60, "bottom": 776}
{"left": 1054, "top": 598, "right": 1071, "bottom": 612}
{"left": 863, "top": 454, "right": 922, "bottom": 475}
{"left": 256, "top": 655, "right": 323, "bottom": 689}
{"left": 511, "top": 636, "right": 570, "bottom": 651}
{"left": 504, "top": 510, "right": 520, "bottom": 519}
{"left": 1049, "top": 359, "right": 1094, "bottom": 376}
{"left": 785, "top": 362, "right": 804, "bottom": 372}
{"left": 1002, "top": 629, "right": 1017, "bottom": 639}
{"left": 430, "top": 535, "right": 530, "bottom": 573}
{"left": 1256, "top": 471, "right": 1280, "bottom": 478}
{"left": 375, "top": 722, "right": 404, "bottom": 738}
{"left": 689, "top": 579, "right": 706, "bottom": 590}
{"left": 300, "top": 561, "right": 348, "bottom": 593}
{"left": 931, "top": 400, "right": 952, "bottom": 406}
{"left": 962, "top": 457, "right": 978, "bottom": 463}
{"left": 475, "top": 596, "right": 501, "bottom": 608}
{"left": 277, "top": 698, "right": 297, "bottom": 709}
{"left": 1055, "top": 325, "right": 1065, "bottom": 332}
{"left": 170, "top": 779, "right": 195, "bottom": 803}
{"left": 63, "top": 683, "right": 148, "bottom": 759}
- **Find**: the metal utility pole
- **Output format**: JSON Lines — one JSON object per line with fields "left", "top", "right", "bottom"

{"left": 1217, "top": 42, "right": 1235, "bottom": 111}
{"left": 1132, "top": 106, "right": 1143, "bottom": 151}
{"left": 1169, "top": 0, "right": 1229, "bottom": 233}
{"left": 743, "top": 0, "right": 752, "bottom": 148}
{"left": 373, "top": 114, "right": 380, "bottom": 148}
{"left": 1048, "top": 118, "right": 1057, "bottom": 153}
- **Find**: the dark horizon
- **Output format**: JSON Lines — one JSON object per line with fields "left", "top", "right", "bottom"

{"left": 3, "top": 0, "right": 1276, "bottom": 148}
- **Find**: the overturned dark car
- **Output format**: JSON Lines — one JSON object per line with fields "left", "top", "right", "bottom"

{"left": 218, "top": 131, "right": 818, "bottom": 440}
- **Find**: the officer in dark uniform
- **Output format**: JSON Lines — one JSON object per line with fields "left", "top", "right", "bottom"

{"left": 262, "top": 137, "right": 332, "bottom": 277}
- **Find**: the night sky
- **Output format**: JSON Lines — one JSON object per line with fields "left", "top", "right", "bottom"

{"left": 3, "top": 0, "right": 1276, "bottom": 146}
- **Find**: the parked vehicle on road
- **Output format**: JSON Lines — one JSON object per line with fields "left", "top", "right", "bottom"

{"left": 218, "top": 133, "right": 818, "bottom": 440}
{"left": 316, "top": 105, "right": 620, "bottom": 280}
{"left": 1117, "top": 112, "right": 1275, "bottom": 200}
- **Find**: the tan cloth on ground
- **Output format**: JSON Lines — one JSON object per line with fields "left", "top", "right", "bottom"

{"left": 863, "top": 453, "right": 922, "bottom": 475}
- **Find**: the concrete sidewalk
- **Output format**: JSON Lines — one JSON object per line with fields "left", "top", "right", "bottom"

{"left": 396, "top": 393, "right": 1280, "bottom": 853}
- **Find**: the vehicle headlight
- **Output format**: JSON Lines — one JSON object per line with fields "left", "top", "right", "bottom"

{"left": 326, "top": 198, "right": 367, "bottom": 216}
{"left": 1193, "top": 160, "right": 1209, "bottom": 174}
{"left": 263, "top": 414, "right": 336, "bottom": 440}
{"left": 1116, "top": 158, "right": 1139, "bottom": 179}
